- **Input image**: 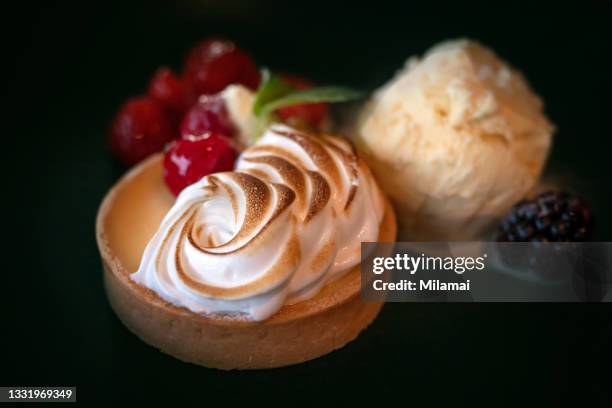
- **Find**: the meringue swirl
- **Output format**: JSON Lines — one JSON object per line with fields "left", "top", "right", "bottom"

{"left": 131, "top": 124, "right": 384, "bottom": 320}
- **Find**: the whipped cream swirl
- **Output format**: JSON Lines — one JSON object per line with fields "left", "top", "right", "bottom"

{"left": 131, "top": 124, "right": 384, "bottom": 320}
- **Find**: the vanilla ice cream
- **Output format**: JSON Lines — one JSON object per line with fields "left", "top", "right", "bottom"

{"left": 357, "top": 39, "right": 554, "bottom": 240}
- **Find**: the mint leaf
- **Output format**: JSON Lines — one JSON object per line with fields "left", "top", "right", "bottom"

{"left": 250, "top": 70, "right": 364, "bottom": 141}
{"left": 252, "top": 69, "right": 295, "bottom": 116}
{"left": 258, "top": 87, "right": 364, "bottom": 119}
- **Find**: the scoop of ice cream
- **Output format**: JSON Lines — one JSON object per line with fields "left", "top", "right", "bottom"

{"left": 357, "top": 39, "right": 554, "bottom": 240}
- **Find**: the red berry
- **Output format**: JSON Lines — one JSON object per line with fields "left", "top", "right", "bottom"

{"left": 180, "top": 95, "right": 235, "bottom": 138}
{"left": 148, "top": 67, "right": 196, "bottom": 113}
{"left": 276, "top": 74, "right": 329, "bottom": 128}
{"left": 109, "top": 96, "right": 175, "bottom": 165}
{"left": 183, "top": 37, "right": 260, "bottom": 95}
{"left": 163, "top": 133, "right": 237, "bottom": 195}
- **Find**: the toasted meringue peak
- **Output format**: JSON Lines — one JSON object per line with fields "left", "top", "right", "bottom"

{"left": 132, "top": 124, "right": 384, "bottom": 320}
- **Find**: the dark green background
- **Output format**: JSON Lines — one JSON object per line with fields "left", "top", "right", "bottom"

{"left": 6, "top": 1, "right": 612, "bottom": 405}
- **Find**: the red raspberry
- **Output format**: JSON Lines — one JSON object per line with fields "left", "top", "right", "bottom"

{"left": 108, "top": 96, "right": 175, "bottom": 166}
{"left": 183, "top": 37, "right": 260, "bottom": 95}
{"left": 148, "top": 67, "right": 196, "bottom": 113}
{"left": 163, "top": 133, "right": 237, "bottom": 195}
{"left": 180, "top": 95, "right": 236, "bottom": 138}
{"left": 276, "top": 74, "right": 329, "bottom": 128}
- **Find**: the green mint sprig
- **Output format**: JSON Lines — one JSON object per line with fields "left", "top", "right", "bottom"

{"left": 251, "top": 69, "right": 364, "bottom": 140}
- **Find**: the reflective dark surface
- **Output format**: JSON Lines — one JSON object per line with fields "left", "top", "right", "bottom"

{"left": 6, "top": 1, "right": 612, "bottom": 405}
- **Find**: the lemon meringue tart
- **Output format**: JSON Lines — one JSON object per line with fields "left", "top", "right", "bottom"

{"left": 97, "top": 124, "right": 396, "bottom": 369}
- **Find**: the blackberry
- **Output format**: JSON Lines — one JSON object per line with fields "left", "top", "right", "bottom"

{"left": 497, "top": 191, "right": 593, "bottom": 242}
